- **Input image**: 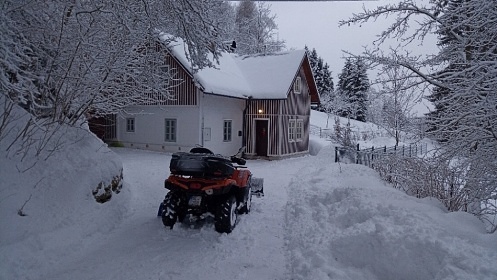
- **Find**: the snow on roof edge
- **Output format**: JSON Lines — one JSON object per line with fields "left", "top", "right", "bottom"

{"left": 159, "top": 33, "right": 307, "bottom": 100}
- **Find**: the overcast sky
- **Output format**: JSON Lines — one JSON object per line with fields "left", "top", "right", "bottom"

{"left": 269, "top": 0, "right": 438, "bottom": 80}
{"left": 268, "top": 0, "right": 438, "bottom": 115}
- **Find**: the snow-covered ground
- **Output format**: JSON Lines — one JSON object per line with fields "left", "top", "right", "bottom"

{"left": 1, "top": 109, "right": 496, "bottom": 280}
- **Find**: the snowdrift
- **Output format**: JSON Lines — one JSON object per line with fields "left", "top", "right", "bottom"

{"left": 0, "top": 97, "right": 129, "bottom": 279}
{"left": 286, "top": 145, "right": 497, "bottom": 280}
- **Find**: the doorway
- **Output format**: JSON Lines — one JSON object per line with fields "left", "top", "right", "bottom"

{"left": 255, "top": 120, "right": 269, "bottom": 157}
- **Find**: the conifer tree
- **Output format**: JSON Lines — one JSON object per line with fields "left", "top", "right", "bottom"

{"left": 305, "top": 46, "right": 334, "bottom": 113}
{"left": 336, "top": 57, "right": 369, "bottom": 122}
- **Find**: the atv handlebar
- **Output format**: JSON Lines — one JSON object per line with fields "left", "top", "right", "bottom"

{"left": 231, "top": 156, "right": 246, "bottom": 166}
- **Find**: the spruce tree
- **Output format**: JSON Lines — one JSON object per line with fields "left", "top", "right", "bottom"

{"left": 336, "top": 57, "right": 369, "bottom": 122}
{"left": 305, "top": 46, "right": 334, "bottom": 113}
{"left": 353, "top": 58, "right": 369, "bottom": 122}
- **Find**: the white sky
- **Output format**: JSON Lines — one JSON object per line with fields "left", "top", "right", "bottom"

{"left": 268, "top": 0, "right": 439, "bottom": 115}
{"left": 269, "top": 0, "right": 439, "bottom": 80}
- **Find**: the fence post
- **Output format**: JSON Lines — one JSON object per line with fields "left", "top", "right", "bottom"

{"left": 335, "top": 146, "right": 338, "bottom": 163}
{"left": 371, "top": 146, "right": 375, "bottom": 168}
{"left": 356, "top": 143, "right": 360, "bottom": 164}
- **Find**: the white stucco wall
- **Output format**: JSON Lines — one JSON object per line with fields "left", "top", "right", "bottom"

{"left": 200, "top": 94, "right": 245, "bottom": 156}
{"left": 116, "top": 93, "right": 245, "bottom": 156}
{"left": 117, "top": 105, "right": 201, "bottom": 153}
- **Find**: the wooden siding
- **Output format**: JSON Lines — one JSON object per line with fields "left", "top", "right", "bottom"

{"left": 159, "top": 53, "right": 197, "bottom": 106}
{"left": 141, "top": 46, "right": 197, "bottom": 106}
{"left": 88, "top": 114, "right": 116, "bottom": 141}
{"left": 245, "top": 67, "right": 311, "bottom": 157}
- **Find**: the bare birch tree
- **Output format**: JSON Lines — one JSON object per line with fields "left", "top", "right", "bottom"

{"left": 340, "top": 0, "right": 497, "bottom": 231}
{"left": 234, "top": 1, "right": 285, "bottom": 55}
{"left": 375, "top": 59, "right": 423, "bottom": 146}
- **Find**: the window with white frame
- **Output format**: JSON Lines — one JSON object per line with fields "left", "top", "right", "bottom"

{"left": 159, "top": 65, "right": 170, "bottom": 86}
{"left": 294, "top": 76, "right": 302, "bottom": 94}
{"left": 164, "top": 118, "right": 176, "bottom": 142}
{"left": 288, "top": 119, "right": 296, "bottom": 141}
{"left": 223, "top": 120, "right": 232, "bottom": 142}
{"left": 126, "top": 118, "right": 135, "bottom": 132}
{"left": 296, "top": 119, "right": 303, "bottom": 141}
{"left": 289, "top": 119, "right": 303, "bottom": 142}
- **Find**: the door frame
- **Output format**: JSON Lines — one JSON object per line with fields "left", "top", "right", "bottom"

{"left": 253, "top": 118, "right": 270, "bottom": 157}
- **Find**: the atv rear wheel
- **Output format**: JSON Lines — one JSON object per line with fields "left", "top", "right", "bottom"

{"left": 215, "top": 195, "right": 237, "bottom": 233}
{"left": 161, "top": 191, "right": 183, "bottom": 229}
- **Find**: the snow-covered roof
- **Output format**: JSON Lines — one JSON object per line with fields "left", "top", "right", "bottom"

{"left": 161, "top": 34, "right": 306, "bottom": 100}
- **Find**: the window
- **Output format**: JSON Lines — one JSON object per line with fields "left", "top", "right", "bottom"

{"left": 288, "top": 119, "right": 296, "bottom": 141}
{"left": 294, "top": 76, "right": 302, "bottom": 94}
{"left": 126, "top": 118, "right": 135, "bottom": 132}
{"left": 296, "top": 119, "right": 303, "bottom": 141}
{"left": 159, "top": 65, "right": 170, "bottom": 86}
{"left": 164, "top": 118, "right": 176, "bottom": 142}
{"left": 223, "top": 120, "right": 232, "bottom": 142}
{"left": 289, "top": 119, "right": 303, "bottom": 142}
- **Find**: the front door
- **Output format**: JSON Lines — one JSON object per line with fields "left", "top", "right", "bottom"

{"left": 255, "top": 120, "right": 268, "bottom": 157}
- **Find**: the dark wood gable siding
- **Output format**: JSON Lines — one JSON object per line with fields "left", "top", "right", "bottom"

{"left": 245, "top": 65, "right": 311, "bottom": 157}
{"left": 142, "top": 49, "right": 197, "bottom": 106}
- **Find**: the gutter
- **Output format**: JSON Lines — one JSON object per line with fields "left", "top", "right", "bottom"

{"left": 242, "top": 96, "right": 252, "bottom": 152}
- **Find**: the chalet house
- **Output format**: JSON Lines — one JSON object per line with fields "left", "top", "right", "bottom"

{"left": 100, "top": 36, "right": 319, "bottom": 159}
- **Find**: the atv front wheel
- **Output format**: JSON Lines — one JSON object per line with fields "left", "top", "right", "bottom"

{"left": 161, "top": 191, "right": 183, "bottom": 229}
{"left": 215, "top": 195, "right": 237, "bottom": 233}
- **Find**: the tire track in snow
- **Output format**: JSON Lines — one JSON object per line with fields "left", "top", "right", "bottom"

{"left": 39, "top": 149, "right": 312, "bottom": 280}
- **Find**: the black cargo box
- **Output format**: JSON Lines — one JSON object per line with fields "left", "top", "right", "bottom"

{"left": 169, "top": 152, "right": 234, "bottom": 177}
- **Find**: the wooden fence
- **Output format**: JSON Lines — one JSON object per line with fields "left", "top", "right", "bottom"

{"left": 310, "top": 124, "right": 428, "bottom": 166}
{"left": 335, "top": 143, "right": 428, "bottom": 167}
{"left": 310, "top": 124, "right": 389, "bottom": 142}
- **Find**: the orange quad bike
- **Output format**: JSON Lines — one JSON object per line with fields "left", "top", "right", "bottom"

{"left": 158, "top": 147, "right": 263, "bottom": 233}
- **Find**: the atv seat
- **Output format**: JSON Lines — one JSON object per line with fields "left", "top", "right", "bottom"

{"left": 190, "top": 147, "right": 213, "bottom": 154}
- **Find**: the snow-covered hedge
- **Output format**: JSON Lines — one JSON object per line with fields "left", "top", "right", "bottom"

{"left": 373, "top": 155, "right": 497, "bottom": 233}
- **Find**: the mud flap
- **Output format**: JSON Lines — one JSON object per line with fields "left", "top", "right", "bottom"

{"left": 251, "top": 177, "right": 264, "bottom": 197}
{"left": 157, "top": 202, "right": 164, "bottom": 217}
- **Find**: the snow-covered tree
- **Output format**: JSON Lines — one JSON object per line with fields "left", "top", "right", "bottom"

{"left": 2, "top": 0, "right": 230, "bottom": 121}
{"left": 305, "top": 46, "right": 334, "bottom": 113}
{"left": 234, "top": 1, "right": 285, "bottom": 55}
{"left": 376, "top": 58, "right": 423, "bottom": 146}
{"left": 0, "top": 0, "right": 235, "bottom": 158}
{"left": 336, "top": 57, "right": 369, "bottom": 122}
{"left": 340, "top": 0, "right": 497, "bottom": 230}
